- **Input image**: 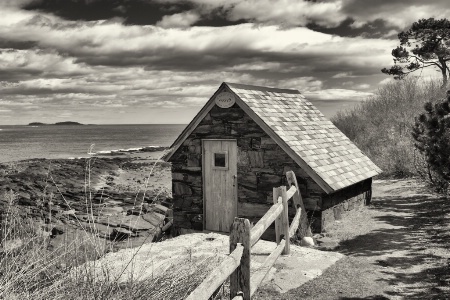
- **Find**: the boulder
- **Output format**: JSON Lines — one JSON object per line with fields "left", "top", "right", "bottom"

{"left": 300, "top": 237, "right": 315, "bottom": 247}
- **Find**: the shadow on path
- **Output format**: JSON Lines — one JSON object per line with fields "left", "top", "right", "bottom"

{"left": 336, "top": 192, "right": 450, "bottom": 299}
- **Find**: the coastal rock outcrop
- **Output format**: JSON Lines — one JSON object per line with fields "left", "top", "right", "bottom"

{"left": 0, "top": 155, "right": 172, "bottom": 250}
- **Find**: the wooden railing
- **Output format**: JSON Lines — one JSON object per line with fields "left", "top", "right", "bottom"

{"left": 186, "top": 171, "right": 304, "bottom": 300}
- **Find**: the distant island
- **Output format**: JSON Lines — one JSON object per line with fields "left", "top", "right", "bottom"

{"left": 28, "top": 121, "right": 84, "bottom": 126}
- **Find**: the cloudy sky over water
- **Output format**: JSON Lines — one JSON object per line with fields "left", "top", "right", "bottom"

{"left": 1, "top": 0, "right": 449, "bottom": 125}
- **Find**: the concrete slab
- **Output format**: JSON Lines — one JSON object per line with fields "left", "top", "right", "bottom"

{"left": 79, "top": 233, "right": 343, "bottom": 294}
{"left": 251, "top": 240, "right": 343, "bottom": 293}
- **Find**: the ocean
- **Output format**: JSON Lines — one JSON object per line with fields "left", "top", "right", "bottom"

{"left": 0, "top": 124, "right": 185, "bottom": 163}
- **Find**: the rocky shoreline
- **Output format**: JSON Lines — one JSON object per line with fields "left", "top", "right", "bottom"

{"left": 0, "top": 150, "right": 172, "bottom": 251}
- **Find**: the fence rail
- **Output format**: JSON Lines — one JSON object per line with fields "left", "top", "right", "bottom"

{"left": 186, "top": 171, "right": 306, "bottom": 300}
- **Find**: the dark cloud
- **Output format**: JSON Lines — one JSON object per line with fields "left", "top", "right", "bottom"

{"left": 23, "top": 0, "right": 195, "bottom": 25}
{"left": 21, "top": 0, "right": 246, "bottom": 27}
{"left": 0, "top": 40, "right": 37, "bottom": 50}
{"left": 307, "top": 18, "right": 399, "bottom": 39}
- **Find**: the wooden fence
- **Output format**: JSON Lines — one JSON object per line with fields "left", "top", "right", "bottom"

{"left": 186, "top": 171, "right": 304, "bottom": 300}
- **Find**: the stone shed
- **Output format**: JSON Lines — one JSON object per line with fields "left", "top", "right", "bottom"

{"left": 165, "top": 82, "right": 382, "bottom": 235}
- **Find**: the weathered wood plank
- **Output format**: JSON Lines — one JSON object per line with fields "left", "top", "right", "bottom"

{"left": 285, "top": 185, "right": 297, "bottom": 202}
{"left": 186, "top": 244, "right": 243, "bottom": 300}
{"left": 230, "top": 218, "right": 251, "bottom": 300}
{"left": 289, "top": 208, "right": 301, "bottom": 238}
{"left": 286, "top": 171, "right": 313, "bottom": 238}
{"left": 238, "top": 202, "right": 296, "bottom": 218}
{"left": 280, "top": 186, "right": 290, "bottom": 255}
{"left": 250, "top": 239, "right": 286, "bottom": 297}
{"left": 273, "top": 187, "right": 282, "bottom": 245}
{"left": 249, "top": 201, "right": 283, "bottom": 247}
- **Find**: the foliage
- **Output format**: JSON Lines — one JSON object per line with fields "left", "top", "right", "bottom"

{"left": 332, "top": 78, "right": 445, "bottom": 177}
{"left": 382, "top": 18, "right": 450, "bottom": 87}
{"left": 411, "top": 91, "right": 450, "bottom": 192}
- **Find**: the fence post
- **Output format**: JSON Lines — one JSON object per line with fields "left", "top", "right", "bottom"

{"left": 230, "top": 218, "right": 251, "bottom": 300}
{"left": 286, "top": 171, "right": 312, "bottom": 239}
{"left": 280, "top": 186, "right": 290, "bottom": 255}
{"left": 273, "top": 187, "right": 282, "bottom": 245}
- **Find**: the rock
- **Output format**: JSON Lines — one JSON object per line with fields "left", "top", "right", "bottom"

{"left": 100, "top": 206, "right": 123, "bottom": 216}
{"left": 80, "top": 222, "right": 114, "bottom": 238}
{"left": 152, "top": 204, "right": 169, "bottom": 215}
{"left": 119, "top": 215, "right": 155, "bottom": 232}
{"left": 142, "top": 212, "right": 166, "bottom": 227}
{"left": 300, "top": 237, "right": 315, "bottom": 247}
{"left": 127, "top": 208, "right": 143, "bottom": 216}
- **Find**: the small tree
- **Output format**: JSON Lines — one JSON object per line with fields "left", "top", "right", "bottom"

{"left": 412, "top": 90, "right": 450, "bottom": 192}
{"left": 382, "top": 18, "right": 450, "bottom": 88}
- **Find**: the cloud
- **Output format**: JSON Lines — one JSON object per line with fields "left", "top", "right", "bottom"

{"left": 156, "top": 11, "right": 200, "bottom": 28}
{"left": 304, "top": 88, "right": 373, "bottom": 102}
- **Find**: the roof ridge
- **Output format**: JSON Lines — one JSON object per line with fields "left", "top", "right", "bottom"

{"left": 225, "top": 82, "right": 300, "bottom": 94}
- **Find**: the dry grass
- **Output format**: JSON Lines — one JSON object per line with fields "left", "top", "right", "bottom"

{"left": 0, "top": 153, "right": 218, "bottom": 300}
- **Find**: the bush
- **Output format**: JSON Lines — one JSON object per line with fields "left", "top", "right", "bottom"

{"left": 332, "top": 78, "right": 446, "bottom": 177}
{"left": 412, "top": 91, "right": 450, "bottom": 192}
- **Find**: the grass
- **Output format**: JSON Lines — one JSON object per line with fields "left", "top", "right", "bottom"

{"left": 0, "top": 153, "right": 221, "bottom": 300}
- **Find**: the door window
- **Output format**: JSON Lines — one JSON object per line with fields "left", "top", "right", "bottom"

{"left": 213, "top": 151, "right": 228, "bottom": 169}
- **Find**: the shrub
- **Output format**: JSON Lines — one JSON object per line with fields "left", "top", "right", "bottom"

{"left": 332, "top": 77, "right": 446, "bottom": 177}
{"left": 412, "top": 91, "right": 450, "bottom": 192}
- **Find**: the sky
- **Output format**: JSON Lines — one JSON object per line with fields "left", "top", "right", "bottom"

{"left": 1, "top": 0, "right": 449, "bottom": 125}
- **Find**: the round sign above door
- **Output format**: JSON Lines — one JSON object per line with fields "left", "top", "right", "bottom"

{"left": 215, "top": 92, "right": 236, "bottom": 108}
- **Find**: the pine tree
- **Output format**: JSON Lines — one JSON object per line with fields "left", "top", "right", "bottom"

{"left": 412, "top": 90, "right": 450, "bottom": 192}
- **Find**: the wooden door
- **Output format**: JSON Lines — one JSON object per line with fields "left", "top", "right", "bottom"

{"left": 203, "top": 139, "right": 237, "bottom": 232}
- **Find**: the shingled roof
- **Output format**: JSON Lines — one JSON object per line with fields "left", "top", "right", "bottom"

{"left": 166, "top": 82, "right": 382, "bottom": 193}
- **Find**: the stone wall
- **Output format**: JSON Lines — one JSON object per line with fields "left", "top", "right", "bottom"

{"left": 319, "top": 178, "right": 372, "bottom": 232}
{"left": 169, "top": 101, "right": 372, "bottom": 234}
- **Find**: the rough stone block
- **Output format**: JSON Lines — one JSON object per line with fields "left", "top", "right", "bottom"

{"left": 248, "top": 151, "right": 264, "bottom": 168}
{"left": 172, "top": 172, "right": 185, "bottom": 181}
{"left": 173, "top": 182, "right": 192, "bottom": 196}
{"left": 237, "top": 138, "right": 251, "bottom": 149}
{"left": 258, "top": 173, "right": 281, "bottom": 189}
{"left": 187, "top": 154, "right": 200, "bottom": 167}
{"left": 239, "top": 173, "right": 258, "bottom": 189}
{"left": 251, "top": 138, "right": 261, "bottom": 149}
{"left": 238, "top": 150, "right": 250, "bottom": 166}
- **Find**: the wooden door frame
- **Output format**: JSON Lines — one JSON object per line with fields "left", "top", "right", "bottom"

{"left": 202, "top": 139, "right": 238, "bottom": 232}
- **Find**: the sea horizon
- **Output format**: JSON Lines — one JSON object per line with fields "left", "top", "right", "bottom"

{"left": 0, "top": 124, "right": 185, "bottom": 163}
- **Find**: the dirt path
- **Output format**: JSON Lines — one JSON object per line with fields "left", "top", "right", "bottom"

{"left": 255, "top": 179, "right": 450, "bottom": 299}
